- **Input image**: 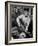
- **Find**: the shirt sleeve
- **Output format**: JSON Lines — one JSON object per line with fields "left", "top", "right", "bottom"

{"left": 16, "top": 15, "right": 23, "bottom": 27}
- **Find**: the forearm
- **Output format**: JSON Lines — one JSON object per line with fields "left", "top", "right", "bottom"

{"left": 16, "top": 17, "right": 21, "bottom": 27}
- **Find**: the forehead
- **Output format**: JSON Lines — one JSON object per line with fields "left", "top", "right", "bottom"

{"left": 24, "top": 11, "right": 28, "bottom": 12}
{"left": 24, "top": 10, "right": 28, "bottom": 12}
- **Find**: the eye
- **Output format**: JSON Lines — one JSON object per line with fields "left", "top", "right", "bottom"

{"left": 25, "top": 16, "right": 27, "bottom": 17}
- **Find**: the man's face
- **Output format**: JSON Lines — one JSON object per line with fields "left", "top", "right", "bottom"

{"left": 24, "top": 11, "right": 28, "bottom": 16}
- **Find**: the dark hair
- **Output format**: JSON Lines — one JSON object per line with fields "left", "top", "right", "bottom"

{"left": 24, "top": 8, "right": 29, "bottom": 11}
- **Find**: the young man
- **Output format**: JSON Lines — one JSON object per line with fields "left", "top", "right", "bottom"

{"left": 16, "top": 8, "right": 31, "bottom": 38}
{"left": 16, "top": 9, "right": 30, "bottom": 32}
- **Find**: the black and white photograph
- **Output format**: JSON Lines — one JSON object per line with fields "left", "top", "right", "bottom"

{"left": 10, "top": 5, "right": 33, "bottom": 39}
{"left": 5, "top": 1, "right": 37, "bottom": 44}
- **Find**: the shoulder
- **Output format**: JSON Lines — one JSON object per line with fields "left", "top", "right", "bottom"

{"left": 18, "top": 14, "right": 24, "bottom": 18}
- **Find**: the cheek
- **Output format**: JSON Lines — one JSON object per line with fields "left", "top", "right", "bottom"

{"left": 25, "top": 17, "right": 30, "bottom": 25}
{"left": 25, "top": 17, "right": 28, "bottom": 21}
